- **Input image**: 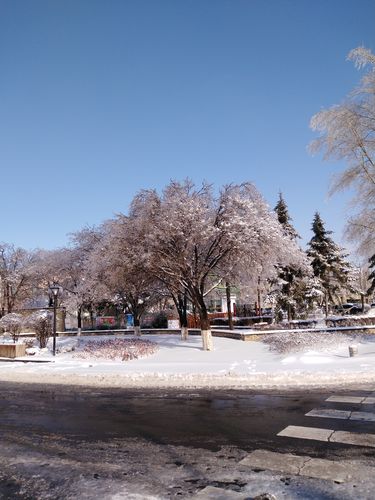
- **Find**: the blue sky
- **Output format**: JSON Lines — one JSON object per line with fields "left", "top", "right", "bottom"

{"left": 0, "top": 0, "right": 374, "bottom": 251}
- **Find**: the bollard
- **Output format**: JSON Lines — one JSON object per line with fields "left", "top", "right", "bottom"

{"left": 349, "top": 345, "right": 358, "bottom": 357}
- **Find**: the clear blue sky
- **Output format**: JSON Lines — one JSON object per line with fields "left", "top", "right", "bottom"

{"left": 0, "top": 0, "right": 374, "bottom": 251}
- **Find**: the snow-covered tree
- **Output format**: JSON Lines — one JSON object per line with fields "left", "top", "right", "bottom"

{"left": 33, "top": 227, "right": 101, "bottom": 331}
{"left": 141, "top": 180, "right": 291, "bottom": 350}
{"left": 87, "top": 216, "right": 163, "bottom": 336}
{"left": 310, "top": 47, "right": 375, "bottom": 255}
{"left": 347, "top": 263, "right": 370, "bottom": 312}
{"left": 367, "top": 254, "right": 375, "bottom": 297}
{"left": 274, "top": 193, "right": 300, "bottom": 240}
{"left": 273, "top": 194, "right": 301, "bottom": 319}
{"left": 129, "top": 188, "right": 193, "bottom": 340}
{"left": 307, "top": 213, "right": 353, "bottom": 315}
{"left": 272, "top": 194, "right": 314, "bottom": 320}
{"left": 65, "top": 226, "right": 102, "bottom": 330}
{"left": 0, "top": 244, "right": 37, "bottom": 315}
{"left": 0, "top": 312, "right": 23, "bottom": 343}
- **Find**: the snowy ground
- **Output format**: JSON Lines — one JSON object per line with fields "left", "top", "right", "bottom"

{"left": 1, "top": 331, "right": 375, "bottom": 389}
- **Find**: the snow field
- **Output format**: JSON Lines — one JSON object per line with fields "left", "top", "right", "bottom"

{"left": 1, "top": 331, "right": 375, "bottom": 389}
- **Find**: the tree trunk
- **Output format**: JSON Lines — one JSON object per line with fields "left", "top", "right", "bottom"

{"left": 324, "top": 291, "right": 329, "bottom": 318}
{"left": 181, "top": 326, "right": 189, "bottom": 341}
{"left": 192, "top": 302, "right": 198, "bottom": 328}
{"left": 77, "top": 307, "right": 82, "bottom": 335}
{"left": 226, "top": 281, "right": 233, "bottom": 330}
{"left": 172, "top": 291, "right": 189, "bottom": 340}
{"left": 199, "top": 301, "right": 213, "bottom": 351}
{"left": 134, "top": 325, "right": 141, "bottom": 336}
{"left": 201, "top": 329, "right": 213, "bottom": 351}
{"left": 134, "top": 315, "right": 141, "bottom": 336}
{"left": 180, "top": 292, "right": 189, "bottom": 340}
{"left": 257, "top": 278, "right": 261, "bottom": 317}
{"left": 361, "top": 293, "right": 365, "bottom": 313}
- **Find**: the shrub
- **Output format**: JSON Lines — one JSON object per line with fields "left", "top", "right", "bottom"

{"left": 0, "top": 313, "right": 23, "bottom": 343}
{"left": 24, "top": 311, "right": 52, "bottom": 348}
{"left": 326, "top": 316, "right": 375, "bottom": 328}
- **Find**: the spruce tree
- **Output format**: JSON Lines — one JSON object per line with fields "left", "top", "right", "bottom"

{"left": 367, "top": 254, "right": 375, "bottom": 296}
{"left": 274, "top": 194, "right": 305, "bottom": 320}
{"left": 274, "top": 193, "right": 300, "bottom": 240}
{"left": 307, "top": 212, "right": 352, "bottom": 315}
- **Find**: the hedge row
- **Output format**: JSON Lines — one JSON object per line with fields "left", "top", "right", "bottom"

{"left": 326, "top": 316, "right": 375, "bottom": 328}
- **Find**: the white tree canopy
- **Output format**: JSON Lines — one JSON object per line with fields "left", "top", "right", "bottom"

{"left": 310, "top": 47, "right": 375, "bottom": 256}
{"left": 129, "top": 180, "right": 299, "bottom": 349}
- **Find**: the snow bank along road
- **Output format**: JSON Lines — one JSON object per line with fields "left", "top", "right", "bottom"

{"left": 1, "top": 333, "right": 375, "bottom": 390}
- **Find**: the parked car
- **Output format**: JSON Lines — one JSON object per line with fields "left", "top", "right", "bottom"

{"left": 334, "top": 303, "right": 369, "bottom": 315}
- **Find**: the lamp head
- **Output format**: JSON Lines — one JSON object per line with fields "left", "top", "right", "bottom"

{"left": 49, "top": 282, "right": 60, "bottom": 297}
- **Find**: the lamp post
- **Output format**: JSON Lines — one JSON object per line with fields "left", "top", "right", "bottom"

{"left": 49, "top": 282, "right": 60, "bottom": 356}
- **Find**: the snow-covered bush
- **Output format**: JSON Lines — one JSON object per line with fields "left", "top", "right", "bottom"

{"left": 56, "top": 338, "right": 78, "bottom": 354}
{"left": 74, "top": 338, "right": 158, "bottom": 361}
{"left": 326, "top": 316, "right": 375, "bottom": 328}
{"left": 24, "top": 311, "right": 52, "bottom": 348}
{"left": 263, "top": 331, "right": 358, "bottom": 354}
{"left": 0, "top": 313, "right": 24, "bottom": 343}
{"left": 252, "top": 320, "right": 318, "bottom": 331}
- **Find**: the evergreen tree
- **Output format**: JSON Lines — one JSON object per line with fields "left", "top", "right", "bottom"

{"left": 307, "top": 212, "right": 352, "bottom": 315}
{"left": 367, "top": 254, "right": 375, "bottom": 296}
{"left": 274, "top": 193, "right": 300, "bottom": 240}
{"left": 274, "top": 194, "right": 307, "bottom": 320}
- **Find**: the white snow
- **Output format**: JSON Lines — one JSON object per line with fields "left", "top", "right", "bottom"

{"left": 2, "top": 331, "right": 375, "bottom": 389}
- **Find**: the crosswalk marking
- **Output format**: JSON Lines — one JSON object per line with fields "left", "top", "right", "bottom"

{"left": 240, "top": 449, "right": 305, "bottom": 474}
{"left": 193, "top": 389, "right": 375, "bottom": 497}
{"left": 306, "top": 408, "right": 375, "bottom": 422}
{"left": 330, "top": 430, "right": 375, "bottom": 447}
{"left": 277, "top": 425, "right": 333, "bottom": 441}
{"left": 306, "top": 408, "right": 350, "bottom": 419}
{"left": 326, "top": 395, "right": 365, "bottom": 404}
{"left": 351, "top": 411, "right": 375, "bottom": 421}
{"left": 278, "top": 425, "right": 375, "bottom": 447}
{"left": 325, "top": 395, "right": 375, "bottom": 404}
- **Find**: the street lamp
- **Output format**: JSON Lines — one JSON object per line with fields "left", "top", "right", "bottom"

{"left": 49, "top": 282, "right": 60, "bottom": 356}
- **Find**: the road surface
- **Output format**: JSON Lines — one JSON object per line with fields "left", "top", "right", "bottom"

{"left": 1, "top": 382, "right": 375, "bottom": 499}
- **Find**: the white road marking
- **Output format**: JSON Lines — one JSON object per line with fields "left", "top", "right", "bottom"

{"left": 350, "top": 411, "right": 375, "bottom": 422}
{"left": 326, "top": 395, "right": 365, "bottom": 404}
{"left": 306, "top": 408, "right": 375, "bottom": 422}
{"left": 240, "top": 449, "right": 305, "bottom": 474}
{"left": 330, "top": 431, "right": 375, "bottom": 447}
{"left": 306, "top": 408, "right": 351, "bottom": 419}
{"left": 239, "top": 449, "right": 374, "bottom": 483}
{"left": 277, "top": 425, "right": 333, "bottom": 441}
{"left": 278, "top": 425, "right": 375, "bottom": 447}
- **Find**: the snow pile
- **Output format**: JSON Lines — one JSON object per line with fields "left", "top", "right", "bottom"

{"left": 73, "top": 338, "right": 158, "bottom": 362}
{"left": 56, "top": 338, "right": 78, "bottom": 354}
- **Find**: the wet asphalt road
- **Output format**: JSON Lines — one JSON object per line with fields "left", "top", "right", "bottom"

{"left": 1, "top": 383, "right": 375, "bottom": 457}
{"left": 1, "top": 382, "right": 375, "bottom": 498}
